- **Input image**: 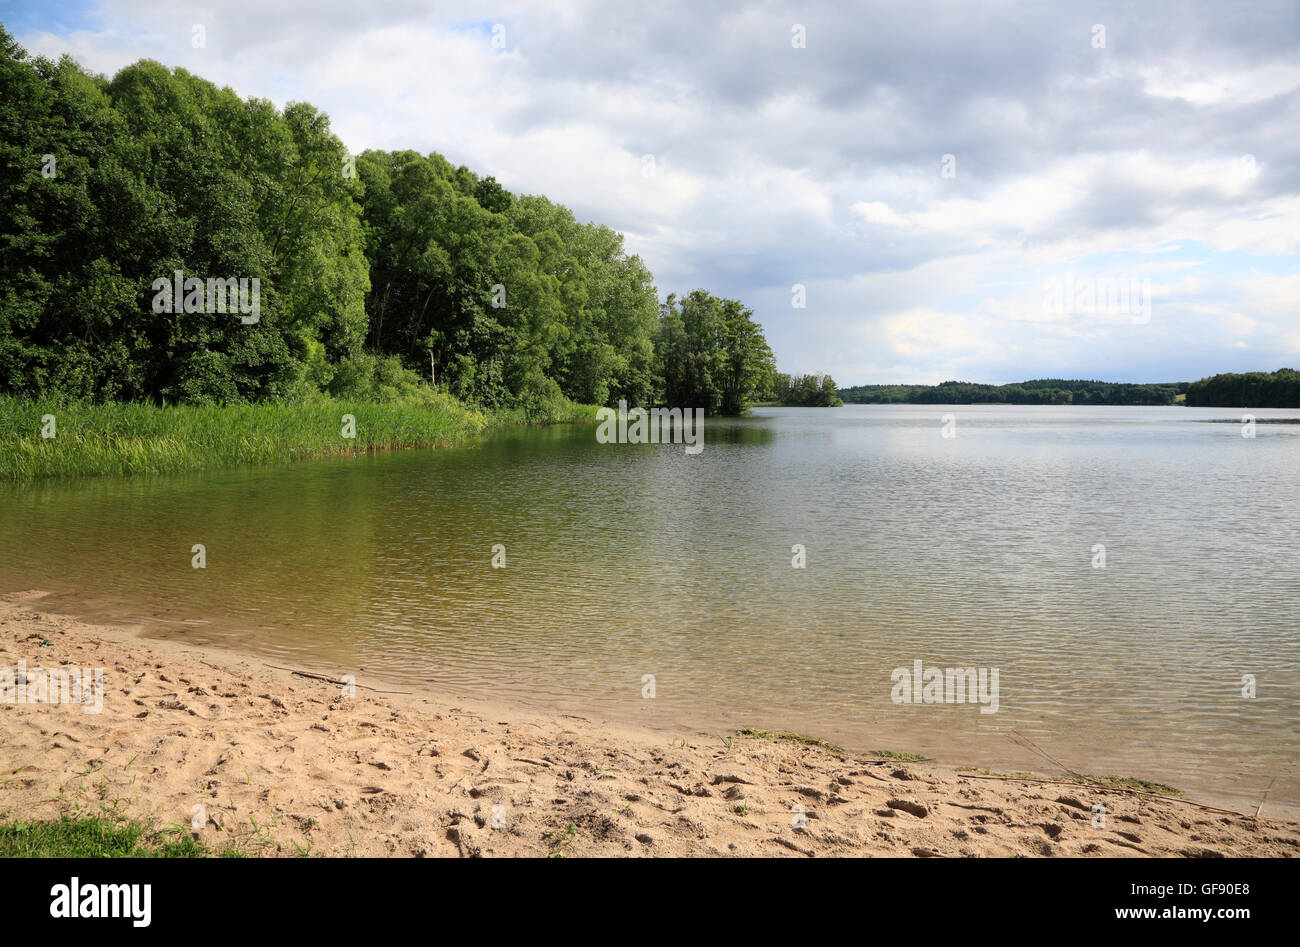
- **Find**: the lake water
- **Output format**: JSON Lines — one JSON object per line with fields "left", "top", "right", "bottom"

{"left": 2, "top": 404, "right": 1298, "bottom": 815}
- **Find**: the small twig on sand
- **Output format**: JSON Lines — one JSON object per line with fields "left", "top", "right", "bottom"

{"left": 1255, "top": 775, "right": 1276, "bottom": 819}
{"left": 260, "top": 663, "right": 411, "bottom": 695}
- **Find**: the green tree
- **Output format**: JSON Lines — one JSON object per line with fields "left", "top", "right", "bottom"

{"left": 656, "top": 290, "right": 774, "bottom": 414}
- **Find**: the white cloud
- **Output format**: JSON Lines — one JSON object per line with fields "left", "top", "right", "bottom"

{"left": 1139, "top": 63, "right": 1300, "bottom": 106}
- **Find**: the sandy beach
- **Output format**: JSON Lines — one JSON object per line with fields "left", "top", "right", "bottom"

{"left": 2, "top": 592, "right": 1297, "bottom": 858}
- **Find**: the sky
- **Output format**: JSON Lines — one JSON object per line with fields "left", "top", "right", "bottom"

{"left": 4, "top": 0, "right": 1299, "bottom": 385}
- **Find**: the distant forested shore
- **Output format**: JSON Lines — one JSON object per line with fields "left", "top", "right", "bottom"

{"left": 835, "top": 370, "right": 1300, "bottom": 408}
{"left": 1184, "top": 369, "right": 1300, "bottom": 408}
{"left": 836, "top": 379, "right": 1188, "bottom": 405}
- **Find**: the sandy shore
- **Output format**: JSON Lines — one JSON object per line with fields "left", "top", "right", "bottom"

{"left": 2, "top": 592, "right": 1297, "bottom": 857}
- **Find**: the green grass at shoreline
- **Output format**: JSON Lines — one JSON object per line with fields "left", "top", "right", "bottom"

{"left": 0, "top": 395, "right": 598, "bottom": 481}
{"left": 0, "top": 814, "right": 208, "bottom": 857}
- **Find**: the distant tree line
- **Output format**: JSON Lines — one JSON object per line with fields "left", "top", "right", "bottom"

{"left": 1185, "top": 368, "right": 1300, "bottom": 408}
{"left": 837, "top": 379, "right": 1188, "bottom": 405}
{"left": 0, "top": 28, "right": 774, "bottom": 416}
{"left": 767, "top": 372, "right": 843, "bottom": 406}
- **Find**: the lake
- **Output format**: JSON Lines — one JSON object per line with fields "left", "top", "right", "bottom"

{"left": 2, "top": 404, "right": 1297, "bottom": 815}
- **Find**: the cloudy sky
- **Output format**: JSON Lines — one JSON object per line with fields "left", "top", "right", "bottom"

{"left": 6, "top": 0, "right": 1299, "bottom": 384}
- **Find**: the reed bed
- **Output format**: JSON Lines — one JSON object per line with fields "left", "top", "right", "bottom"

{"left": 0, "top": 395, "right": 495, "bottom": 481}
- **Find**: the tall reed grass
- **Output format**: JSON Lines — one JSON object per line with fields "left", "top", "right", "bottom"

{"left": 0, "top": 394, "right": 497, "bottom": 481}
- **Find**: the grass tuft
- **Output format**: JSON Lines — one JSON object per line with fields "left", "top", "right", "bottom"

{"left": 736, "top": 727, "right": 847, "bottom": 756}
{"left": 0, "top": 814, "right": 204, "bottom": 857}
{"left": 864, "top": 750, "right": 929, "bottom": 762}
{"left": 1071, "top": 773, "right": 1186, "bottom": 798}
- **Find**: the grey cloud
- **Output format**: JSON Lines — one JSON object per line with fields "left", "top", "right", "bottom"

{"left": 23, "top": 0, "right": 1300, "bottom": 382}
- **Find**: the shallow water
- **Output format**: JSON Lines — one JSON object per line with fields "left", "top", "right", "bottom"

{"left": 2, "top": 404, "right": 1297, "bottom": 814}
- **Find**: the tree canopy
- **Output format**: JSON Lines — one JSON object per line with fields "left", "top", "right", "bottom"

{"left": 655, "top": 291, "right": 775, "bottom": 416}
{"left": 837, "top": 378, "right": 1188, "bottom": 406}
{"left": 0, "top": 27, "right": 774, "bottom": 416}
{"left": 1185, "top": 368, "right": 1300, "bottom": 408}
{"left": 768, "top": 372, "right": 843, "bottom": 406}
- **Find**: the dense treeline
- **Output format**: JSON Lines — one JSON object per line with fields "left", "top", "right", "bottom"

{"left": 1185, "top": 369, "right": 1300, "bottom": 408}
{"left": 355, "top": 149, "right": 664, "bottom": 414}
{"left": 656, "top": 291, "right": 775, "bottom": 416}
{"left": 1, "top": 32, "right": 366, "bottom": 405}
{"left": 767, "top": 372, "right": 843, "bottom": 406}
{"left": 838, "top": 378, "right": 1187, "bottom": 405}
{"left": 0, "top": 28, "right": 773, "bottom": 416}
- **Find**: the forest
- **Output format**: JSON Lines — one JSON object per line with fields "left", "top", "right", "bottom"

{"left": 837, "top": 378, "right": 1188, "bottom": 405}
{"left": 0, "top": 27, "right": 774, "bottom": 419}
{"left": 1184, "top": 369, "right": 1300, "bottom": 408}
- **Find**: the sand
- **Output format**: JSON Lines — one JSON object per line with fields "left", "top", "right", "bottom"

{"left": 2, "top": 592, "right": 1297, "bottom": 857}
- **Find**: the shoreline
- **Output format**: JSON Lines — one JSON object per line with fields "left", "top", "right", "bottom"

{"left": 0, "top": 395, "right": 599, "bottom": 483}
{"left": 2, "top": 593, "right": 1297, "bottom": 857}
{"left": 15, "top": 582, "right": 1296, "bottom": 823}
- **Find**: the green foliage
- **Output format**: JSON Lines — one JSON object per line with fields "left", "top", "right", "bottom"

{"left": 770, "top": 372, "right": 843, "bottom": 406}
{"left": 655, "top": 290, "right": 775, "bottom": 415}
{"left": 325, "top": 351, "right": 441, "bottom": 404}
{"left": 0, "top": 32, "right": 369, "bottom": 403}
{"left": 838, "top": 378, "right": 1188, "bottom": 406}
{"left": 354, "top": 152, "right": 663, "bottom": 412}
{"left": 0, "top": 27, "right": 775, "bottom": 421}
{"left": 1185, "top": 368, "right": 1300, "bottom": 408}
{"left": 0, "top": 814, "right": 204, "bottom": 857}
{"left": 0, "top": 393, "right": 489, "bottom": 479}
